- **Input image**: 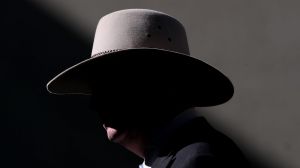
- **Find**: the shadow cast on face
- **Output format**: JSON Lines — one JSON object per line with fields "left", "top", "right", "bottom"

{"left": 87, "top": 59, "right": 195, "bottom": 133}
{"left": 89, "top": 79, "right": 189, "bottom": 132}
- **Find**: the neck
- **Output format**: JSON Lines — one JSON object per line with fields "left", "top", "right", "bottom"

{"left": 118, "top": 130, "right": 149, "bottom": 158}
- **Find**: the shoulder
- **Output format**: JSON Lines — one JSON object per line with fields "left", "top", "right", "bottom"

{"left": 168, "top": 141, "right": 251, "bottom": 168}
{"left": 175, "top": 142, "right": 213, "bottom": 158}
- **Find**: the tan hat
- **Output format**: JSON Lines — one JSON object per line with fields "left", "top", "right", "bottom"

{"left": 46, "top": 9, "right": 234, "bottom": 106}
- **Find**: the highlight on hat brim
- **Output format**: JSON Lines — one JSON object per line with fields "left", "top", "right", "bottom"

{"left": 46, "top": 48, "right": 234, "bottom": 106}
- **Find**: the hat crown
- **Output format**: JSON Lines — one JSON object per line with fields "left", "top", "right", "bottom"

{"left": 91, "top": 9, "right": 190, "bottom": 57}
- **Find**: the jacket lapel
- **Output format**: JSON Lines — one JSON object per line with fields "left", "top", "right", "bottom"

{"left": 150, "top": 154, "right": 175, "bottom": 168}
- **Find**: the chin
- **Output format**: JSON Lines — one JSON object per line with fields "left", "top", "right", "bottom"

{"left": 106, "top": 127, "right": 128, "bottom": 143}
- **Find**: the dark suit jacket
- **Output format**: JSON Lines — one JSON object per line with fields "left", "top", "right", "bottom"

{"left": 145, "top": 117, "right": 251, "bottom": 168}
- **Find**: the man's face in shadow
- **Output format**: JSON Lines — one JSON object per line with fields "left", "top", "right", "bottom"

{"left": 89, "top": 67, "right": 185, "bottom": 144}
{"left": 90, "top": 85, "right": 156, "bottom": 144}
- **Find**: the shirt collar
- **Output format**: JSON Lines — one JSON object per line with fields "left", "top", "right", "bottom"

{"left": 139, "top": 160, "right": 151, "bottom": 168}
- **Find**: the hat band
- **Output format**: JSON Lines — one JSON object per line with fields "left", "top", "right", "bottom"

{"left": 92, "top": 49, "right": 122, "bottom": 58}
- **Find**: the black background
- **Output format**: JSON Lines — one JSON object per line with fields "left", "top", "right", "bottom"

{"left": 2, "top": 1, "right": 141, "bottom": 167}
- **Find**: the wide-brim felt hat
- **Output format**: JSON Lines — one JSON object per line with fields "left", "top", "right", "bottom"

{"left": 47, "top": 9, "right": 234, "bottom": 107}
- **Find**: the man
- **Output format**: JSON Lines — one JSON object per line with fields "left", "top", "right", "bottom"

{"left": 47, "top": 9, "right": 250, "bottom": 168}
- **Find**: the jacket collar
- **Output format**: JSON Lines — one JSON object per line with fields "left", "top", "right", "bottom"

{"left": 144, "top": 108, "right": 210, "bottom": 166}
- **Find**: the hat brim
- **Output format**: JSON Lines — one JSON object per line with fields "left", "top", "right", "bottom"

{"left": 47, "top": 48, "right": 234, "bottom": 106}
